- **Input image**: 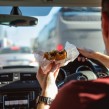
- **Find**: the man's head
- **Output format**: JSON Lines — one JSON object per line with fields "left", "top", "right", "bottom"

{"left": 102, "top": 0, "right": 109, "bottom": 55}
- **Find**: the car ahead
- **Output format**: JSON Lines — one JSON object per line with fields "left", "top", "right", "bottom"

{"left": 0, "top": 46, "right": 39, "bottom": 67}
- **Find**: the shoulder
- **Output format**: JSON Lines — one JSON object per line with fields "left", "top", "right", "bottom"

{"left": 50, "top": 77, "right": 109, "bottom": 109}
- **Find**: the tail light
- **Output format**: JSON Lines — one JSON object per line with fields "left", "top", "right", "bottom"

{"left": 56, "top": 44, "right": 64, "bottom": 51}
{"left": 10, "top": 46, "right": 20, "bottom": 50}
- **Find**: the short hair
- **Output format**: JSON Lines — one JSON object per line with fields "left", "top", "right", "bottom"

{"left": 102, "top": 0, "right": 109, "bottom": 13}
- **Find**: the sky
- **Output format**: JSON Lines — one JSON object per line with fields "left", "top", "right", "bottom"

{"left": 1, "top": 7, "right": 60, "bottom": 47}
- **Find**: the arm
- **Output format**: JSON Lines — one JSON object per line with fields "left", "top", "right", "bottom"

{"left": 78, "top": 48, "right": 109, "bottom": 68}
{"left": 36, "top": 63, "right": 60, "bottom": 109}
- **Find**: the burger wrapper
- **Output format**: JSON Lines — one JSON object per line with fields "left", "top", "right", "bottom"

{"left": 34, "top": 42, "right": 79, "bottom": 72}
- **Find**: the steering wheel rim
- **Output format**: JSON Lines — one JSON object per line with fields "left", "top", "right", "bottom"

{"left": 57, "top": 57, "right": 108, "bottom": 88}
{"left": 75, "top": 59, "right": 97, "bottom": 73}
{"left": 64, "top": 57, "right": 108, "bottom": 75}
{"left": 88, "top": 58, "right": 108, "bottom": 73}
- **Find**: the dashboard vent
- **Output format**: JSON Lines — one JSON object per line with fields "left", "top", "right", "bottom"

{"left": 20, "top": 73, "right": 36, "bottom": 81}
{"left": 0, "top": 73, "right": 13, "bottom": 82}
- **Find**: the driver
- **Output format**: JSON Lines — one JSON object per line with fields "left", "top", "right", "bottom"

{"left": 36, "top": 0, "right": 109, "bottom": 109}
{"left": 36, "top": 62, "right": 109, "bottom": 109}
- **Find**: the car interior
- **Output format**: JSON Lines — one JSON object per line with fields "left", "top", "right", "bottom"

{"left": 0, "top": 0, "right": 108, "bottom": 109}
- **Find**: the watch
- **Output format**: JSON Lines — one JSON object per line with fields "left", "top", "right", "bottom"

{"left": 36, "top": 96, "right": 53, "bottom": 105}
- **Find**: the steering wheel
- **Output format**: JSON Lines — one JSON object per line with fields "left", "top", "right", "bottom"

{"left": 65, "top": 57, "right": 108, "bottom": 74}
{"left": 56, "top": 57, "right": 108, "bottom": 88}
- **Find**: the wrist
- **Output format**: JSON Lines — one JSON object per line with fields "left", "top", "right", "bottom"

{"left": 36, "top": 89, "right": 58, "bottom": 107}
{"left": 36, "top": 95, "right": 53, "bottom": 106}
{"left": 41, "top": 88, "right": 58, "bottom": 99}
{"left": 41, "top": 83, "right": 58, "bottom": 99}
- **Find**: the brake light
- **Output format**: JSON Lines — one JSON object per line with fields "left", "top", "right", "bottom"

{"left": 57, "top": 44, "right": 63, "bottom": 51}
{"left": 10, "top": 46, "right": 20, "bottom": 50}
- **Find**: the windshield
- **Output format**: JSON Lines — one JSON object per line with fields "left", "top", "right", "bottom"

{"left": 0, "top": 6, "right": 104, "bottom": 54}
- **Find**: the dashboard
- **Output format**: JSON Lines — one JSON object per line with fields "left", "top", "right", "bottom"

{"left": 0, "top": 66, "right": 41, "bottom": 109}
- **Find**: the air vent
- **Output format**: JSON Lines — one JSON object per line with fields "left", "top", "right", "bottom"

{"left": 20, "top": 73, "right": 36, "bottom": 81}
{"left": 0, "top": 73, "right": 13, "bottom": 82}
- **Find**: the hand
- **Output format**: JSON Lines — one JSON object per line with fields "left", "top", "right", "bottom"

{"left": 77, "top": 48, "right": 95, "bottom": 62}
{"left": 36, "top": 62, "right": 60, "bottom": 99}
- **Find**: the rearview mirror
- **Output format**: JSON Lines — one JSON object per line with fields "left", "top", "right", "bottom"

{"left": 0, "top": 14, "right": 38, "bottom": 27}
{"left": 0, "top": 6, "right": 38, "bottom": 27}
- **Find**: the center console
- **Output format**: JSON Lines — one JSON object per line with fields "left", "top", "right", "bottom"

{"left": 0, "top": 89, "right": 40, "bottom": 109}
